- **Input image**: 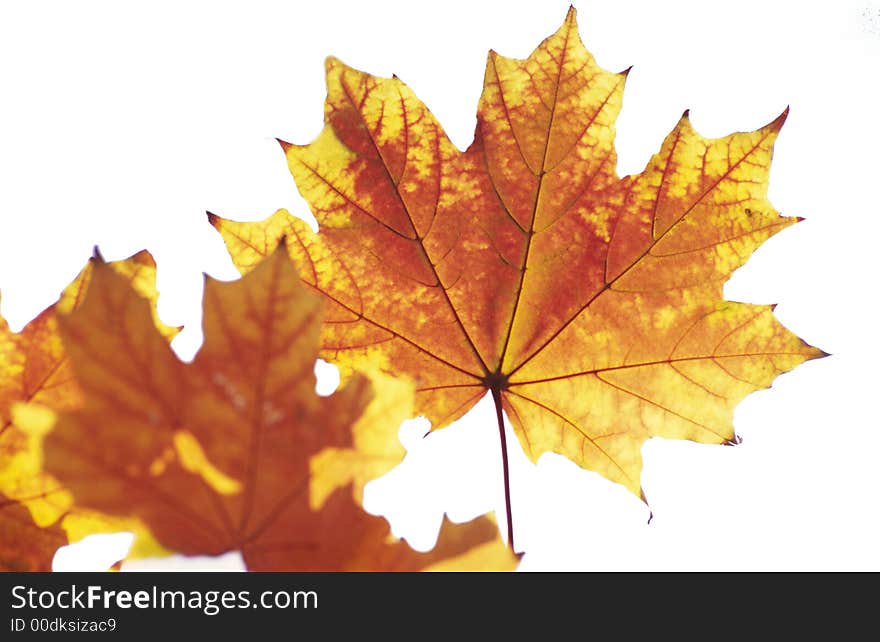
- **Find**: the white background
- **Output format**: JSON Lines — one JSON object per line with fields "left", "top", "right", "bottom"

{"left": 1, "top": 0, "right": 878, "bottom": 571}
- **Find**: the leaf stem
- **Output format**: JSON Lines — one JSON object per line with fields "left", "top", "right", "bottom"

{"left": 490, "top": 387, "right": 516, "bottom": 553}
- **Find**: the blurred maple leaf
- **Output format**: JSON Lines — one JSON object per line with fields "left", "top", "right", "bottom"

{"left": 41, "top": 244, "right": 516, "bottom": 571}
{"left": 0, "top": 250, "right": 174, "bottom": 569}
{"left": 210, "top": 7, "right": 826, "bottom": 550}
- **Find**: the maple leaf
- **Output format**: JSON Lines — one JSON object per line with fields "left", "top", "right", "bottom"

{"left": 42, "top": 243, "right": 516, "bottom": 571}
{"left": 0, "top": 251, "right": 176, "bottom": 562}
{"left": 0, "top": 252, "right": 178, "bottom": 526}
{"left": 210, "top": 7, "right": 826, "bottom": 550}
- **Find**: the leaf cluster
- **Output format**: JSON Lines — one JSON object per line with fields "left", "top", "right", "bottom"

{"left": 0, "top": 8, "right": 823, "bottom": 571}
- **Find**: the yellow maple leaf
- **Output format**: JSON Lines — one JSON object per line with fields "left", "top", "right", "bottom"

{"left": 210, "top": 8, "right": 826, "bottom": 552}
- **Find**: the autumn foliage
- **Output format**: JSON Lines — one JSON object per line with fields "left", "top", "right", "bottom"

{"left": 0, "top": 8, "right": 823, "bottom": 571}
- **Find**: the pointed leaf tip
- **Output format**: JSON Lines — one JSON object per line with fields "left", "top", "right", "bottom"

{"left": 276, "top": 138, "right": 292, "bottom": 153}
{"left": 91, "top": 246, "right": 105, "bottom": 264}
{"left": 324, "top": 56, "right": 343, "bottom": 74}
{"left": 206, "top": 211, "right": 220, "bottom": 227}
{"left": 767, "top": 106, "right": 789, "bottom": 132}
{"left": 723, "top": 433, "right": 743, "bottom": 446}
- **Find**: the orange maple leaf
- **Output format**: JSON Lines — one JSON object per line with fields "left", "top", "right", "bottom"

{"left": 42, "top": 244, "right": 516, "bottom": 571}
{"left": 0, "top": 250, "right": 175, "bottom": 567}
{"left": 0, "top": 251, "right": 168, "bottom": 435}
{"left": 210, "top": 7, "right": 826, "bottom": 550}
